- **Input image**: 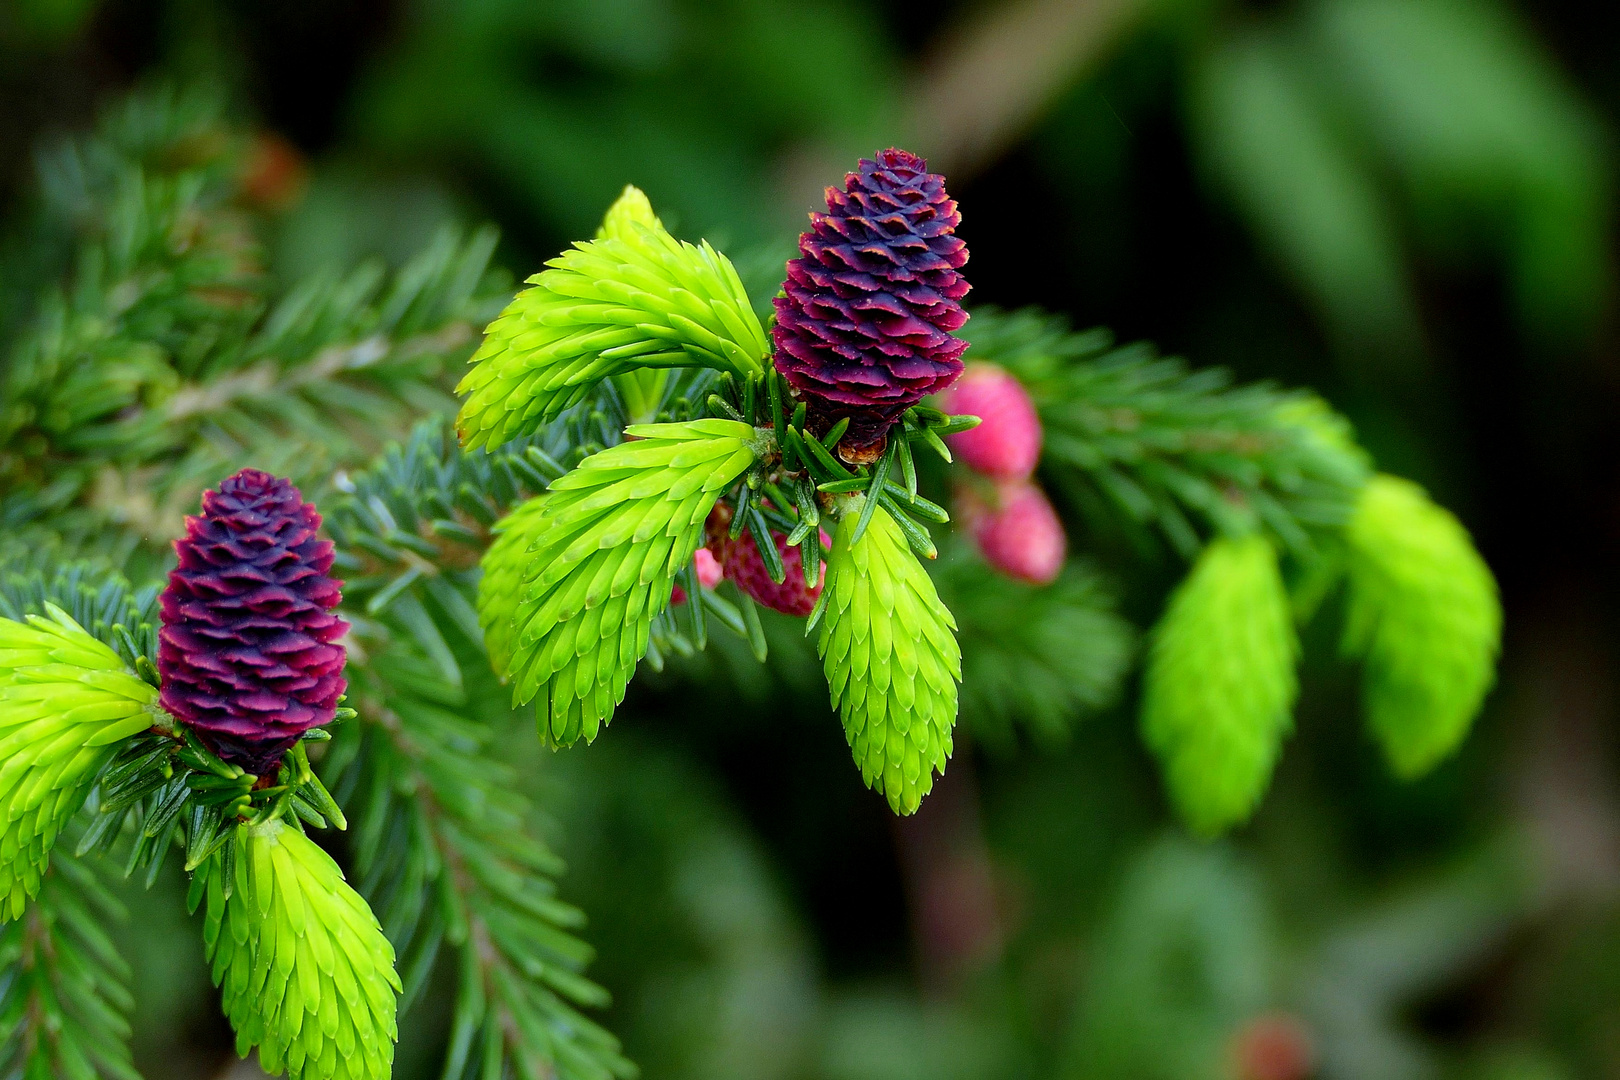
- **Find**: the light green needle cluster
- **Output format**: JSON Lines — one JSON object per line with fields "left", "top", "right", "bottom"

{"left": 1141, "top": 534, "right": 1298, "bottom": 836}
{"left": 817, "top": 501, "right": 961, "bottom": 816}
{"left": 1342, "top": 474, "right": 1501, "bottom": 778}
{"left": 478, "top": 492, "right": 549, "bottom": 675}
{"left": 0, "top": 605, "right": 157, "bottom": 919}
{"left": 193, "top": 821, "right": 400, "bottom": 1080}
{"left": 456, "top": 186, "right": 768, "bottom": 450}
{"left": 596, "top": 183, "right": 662, "bottom": 240}
{"left": 598, "top": 186, "right": 677, "bottom": 424}
{"left": 497, "top": 419, "right": 758, "bottom": 746}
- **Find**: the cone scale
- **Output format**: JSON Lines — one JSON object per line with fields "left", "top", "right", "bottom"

{"left": 158, "top": 469, "right": 348, "bottom": 774}
{"left": 772, "top": 149, "right": 970, "bottom": 453}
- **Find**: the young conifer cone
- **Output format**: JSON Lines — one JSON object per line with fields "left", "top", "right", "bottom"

{"left": 715, "top": 528, "right": 829, "bottom": 617}
{"left": 158, "top": 469, "right": 347, "bottom": 774}
{"left": 705, "top": 504, "right": 828, "bottom": 617}
{"left": 773, "top": 148, "right": 970, "bottom": 453}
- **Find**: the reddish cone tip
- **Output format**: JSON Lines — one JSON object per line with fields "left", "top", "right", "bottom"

{"left": 1230, "top": 1014, "right": 1315, "bottom": 1080}
{"left": 772, "top": 148, "right": 970, "bottom": 450}
{"left": 158, "top": 468, "right": 348, "bottom": 774}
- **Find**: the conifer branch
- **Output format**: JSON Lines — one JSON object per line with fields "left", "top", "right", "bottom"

{"left": 1141, "top": 533, "right": 1299, "bottom": 834}
{"left": 0, "top": 848, "right": 139, "bottom": 1080}
{"left": 191, "top": 821, "right": 400, "bottom": 1080}
{"left": 491, "top": 419, "right": 760, "bottom": 745}
{"left": 317, "top": 420, "right": 635, "bottom": 1078}
{"left": 456, "top": 186, "right": 767, "bottom": 450}
{"left": 960, "top": 306, "right": 1371, "bottom": 559}
{"left": 326, "top": 642, "right": 634, "bottom": 1080}
{"left": 1, "top": 86, "right": 508, "bottom": 548}
{"left": 816, "top": 498, "right": 961, "bottom": 815}
{"left": 938, "top": 553, "right": 1136, "bottom": 748}
{"left": 1342, "top": 475, "right": 1501, "bottom": 777}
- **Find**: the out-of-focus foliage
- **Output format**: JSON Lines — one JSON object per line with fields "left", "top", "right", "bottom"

{"left": 939, "top": 553, "right": 1136, "bottom": 749}
{"left": 1063, "top": 838, "right": 1271, "bottom": 1080}
{"left": 351, "top": 0, "right": 900, "bottom": 247}
{"left": 1192, "top": 0, "right": 1611, "bottom": 361}
{"left": 0, "top": 0, "right": 1610, "bottom": 1075}
{"left": 544, "top": 739, "right": 818, "bottom": 1080}
{"left": 1342, "top": 475, "right": 1502, "bottom": 778}
{"left": 0, "top": 86, "right": 507, "bottom": 551}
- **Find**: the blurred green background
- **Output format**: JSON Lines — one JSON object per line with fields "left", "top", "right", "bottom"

{"left": 3, "top": 0, "right": 1619, "bottom": 1077}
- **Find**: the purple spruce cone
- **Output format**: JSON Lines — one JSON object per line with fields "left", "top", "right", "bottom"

{"left": 158, "top": 469, "right": 348, "bottom": 774}
{"left": 772, "top": 148, "right": 970, "bottom": 453}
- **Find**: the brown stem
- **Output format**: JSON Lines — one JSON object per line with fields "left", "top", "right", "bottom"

{"left": 891, "top": 738, "right": 1003, "bottom": 994}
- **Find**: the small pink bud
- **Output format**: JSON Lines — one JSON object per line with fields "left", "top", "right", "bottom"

{"left": 963, "top": 479, "right": 1066, "bottom": 585}
{"left": 694, "top": 546, "right": 723, "bottom": 589}
{"left": 671, "top": 547, "right": 725, "bottom": 606}
{"left": 939, "top": 363, "right": 1042, "bottom": 480}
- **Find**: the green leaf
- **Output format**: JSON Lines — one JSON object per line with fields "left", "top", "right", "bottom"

{"left": 456, "top": 187, "right": 769, "bottom": 450}
{"left": 1341, "top": 475, "right": 1501, "bottom": 778}
{"left": 816, "top": 502, "right": 961, "bottom": 815}
{"left": 195, "top": 820, "right": 401, "bottom": 1080}
{"left": 0, "top": 605, "right": 158, "bottom": 920}
{"left": 1140, "top": 534, "right": 1298, "bottom": 835}
{"left": 498, "top": 419, "right": 757, "bottom": 745}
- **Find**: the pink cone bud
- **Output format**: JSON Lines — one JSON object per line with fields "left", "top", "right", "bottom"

{"left": 700, "top": 504, "right": 830, "bottom": 616}
{"left": 721, "top": 527, "right": 832, "bottom": 617}
{"left": 962, "top": 479, "right": 1066, "bottom": 585}
{"left": 671, "top": 547, "right": 725, "bottom": 606}
{"left": 1230, "top": 1014, "right": 1315, "bottom": 1080}
{"left": 938, "top": 363, "right": 1042, "bottom": 480}
{"left": 694, "top": 546, "right": 723, "bottom": 589}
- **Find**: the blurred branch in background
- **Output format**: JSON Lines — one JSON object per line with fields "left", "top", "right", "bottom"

{"left": 907, "top": 0, "right": 1148, "bottom": 180}
{"left": 892, "top": 746, "right": 1004, "bottom": 995}
{"left": 1509, "top": 605, "right": 1620, "bottom": 900}
{"left": 1298, "top": 837, "right": 1540, "bottom": 1080}
{"left": 775, "top": 0, "right": 1150, "bottom": 227}
{"left": 1192, "top": 0, "right": 1613, "bottom": 376}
